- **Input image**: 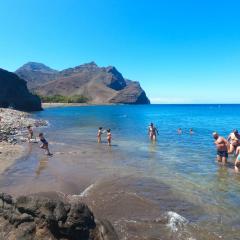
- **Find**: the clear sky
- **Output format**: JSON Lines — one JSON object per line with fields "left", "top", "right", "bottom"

{"left": 0, "top": 0, "right": 240, "bottom": 103}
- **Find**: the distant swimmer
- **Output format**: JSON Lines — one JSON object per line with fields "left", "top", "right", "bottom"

{"left": 227, "top": 129, "right": 240, "bottom": 154}
{"left": 190, "top": 128, "right": 194, "bottom": 135}
{"left": 148, "top": 123, "right": 159, "bottom": 141}
{"left": 234, "top": 146, "right": 240, "bottom": 172}
{"left": 97, "top": 127, "right": 104, "bottom": 143}
{"left": 39, "top": 133, "right": 52, "bottom": 156}
{"left": 107, "top": 129, "right": 112, "bottom": 146}
{"left": 178, "top": 128, "right": 182, "bottom": 135}
{"left": 212, "top": 132, "right": 228, "bottom": 165}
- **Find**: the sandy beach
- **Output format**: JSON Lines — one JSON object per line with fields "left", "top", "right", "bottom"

{"left": 42, "top": 102, "right": 119, "bottom": 108}
{"left": 0, "top": 108, "right": 47, "bottom": 175}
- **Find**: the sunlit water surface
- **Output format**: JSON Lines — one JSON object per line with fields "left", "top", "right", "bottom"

{"left": 1, "top": 105, "right": 240, "bottom": 240}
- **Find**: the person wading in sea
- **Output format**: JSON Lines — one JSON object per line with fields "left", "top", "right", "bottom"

{"left": 148, "top": 123, "right": 159, "bottom": 141}
{"left": 227, "top": 129, "right": 240, "bottom": 154}
{"left": 212, "top": 132, "right": 228, "bottom": 165}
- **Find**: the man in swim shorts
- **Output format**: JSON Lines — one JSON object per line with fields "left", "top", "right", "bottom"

{"left": 213, "top": 132, "right": 228, "bottom": 165}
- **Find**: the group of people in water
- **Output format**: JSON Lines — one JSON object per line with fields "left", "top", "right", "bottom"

{"left": 27, "top": 122, "right": 240, "bottom": 172}
{"left": 97, "top": 127, "right": 112, "bottom": 146}
{"left": 213, "top": 129, "right": 240, "bottom": 171}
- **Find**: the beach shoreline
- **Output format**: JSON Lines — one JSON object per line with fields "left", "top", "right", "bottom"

{"left": 0, "top": 108, "right": 47, "bottom": 175}
{"left": 42, "top": 102, "right": 119, "bottom": 108}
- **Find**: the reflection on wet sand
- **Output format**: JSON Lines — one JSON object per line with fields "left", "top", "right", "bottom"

{"left": 35, "top": 157, "right": 48, "bottom": 176}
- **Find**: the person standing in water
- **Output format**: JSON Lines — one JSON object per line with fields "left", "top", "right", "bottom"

{"left": 227, "top": 129, "right": 240, "bottom": 154}
{"left": 107, "top": 129, "right": 112, "bottom": 146}
{"left": 212, "top": 132, "right": 228, "bottom": 165}
{"left": 148, "top": 123, "right": 159, "bottom": 141}
{"left": 178, "top": 128, "right": 182, "bottom": 135}
{"left": 27, "top": 125, "right": 34, "bottom": 142}
{"left": 97, "top": 127, "right": 104, "bottom": 143}
{"left": 39, "top": 133, "right": 52, "bottom": 156}
{"left": 234, "top": 146, "right": 240, "bottom": 172}
{"left": 190, "top": 128, "right": 194, "bottom": 135}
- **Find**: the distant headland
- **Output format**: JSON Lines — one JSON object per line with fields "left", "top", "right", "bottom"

{"left": 15, "top": 61, "right": 150, "bottom": 106}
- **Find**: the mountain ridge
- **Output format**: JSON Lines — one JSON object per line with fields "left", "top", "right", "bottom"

{"left": 15, "top": 62, "right": 150, "bottom": 104}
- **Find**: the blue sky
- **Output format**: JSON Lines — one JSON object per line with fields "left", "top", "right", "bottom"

{"left": 0, "top": 0, "right": 240, "bottom": 103}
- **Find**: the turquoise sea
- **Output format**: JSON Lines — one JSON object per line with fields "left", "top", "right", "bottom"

{"left": 1, "top": 104, "right": 240, "bottom": 240}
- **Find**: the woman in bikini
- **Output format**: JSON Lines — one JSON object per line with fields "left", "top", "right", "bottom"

{"left": 107, "top": 129, "right": 112, "bottom": 146}
{"left": 227, "top": 129, "right": 240, "bottom": 154}
{"left": 97, "top": 127, "right": 103, "bottom": 143}
{"left": 148, "top": 123, "right": 159, "bottom": 141}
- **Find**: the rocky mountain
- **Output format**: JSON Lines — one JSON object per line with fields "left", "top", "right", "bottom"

{"left": 0, "top": 68, "right": 42, "bottom": 111}
{"left": 15, "top": 62, "right": 58, "bottom": 89}
{"left": 15, "top": 62, "right": 150, "bottom": 104}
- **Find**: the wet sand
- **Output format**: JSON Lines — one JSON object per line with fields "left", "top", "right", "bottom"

{"left": 0, "top": 141, "right": 222, "bottom": 240}
{"left": 0, "top": 142, "right": 25, "bottom": 175}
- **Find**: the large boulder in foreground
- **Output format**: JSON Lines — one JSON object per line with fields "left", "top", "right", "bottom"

{"left": 0, "top": 192, "right": 118, "bottom": 240}
{"left": 0, "top": 68, "right": 42, "bottom": 111}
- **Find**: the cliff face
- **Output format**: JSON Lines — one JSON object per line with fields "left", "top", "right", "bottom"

{"left": 15, "top": 62, "right": 150, "bottom": 104}
{"left": 0, "top": 68, "right": 42, "bottom": 111}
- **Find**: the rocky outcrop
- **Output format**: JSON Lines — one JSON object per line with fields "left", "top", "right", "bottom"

{"left": 109, "top": 80, "right": 150, "bottom": 104}
{"left": 0, "top": 192, "right": 118, "bottom": 240}
{"left": 0, "top": 68, "right": 42, "bottom": 111}
{"left": 15, "top": 62, "right": 150, "bottom": 104}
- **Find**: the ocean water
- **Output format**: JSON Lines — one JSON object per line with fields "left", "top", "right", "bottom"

{"left": 1, "top": 104, "right": 240, "bottom": 239}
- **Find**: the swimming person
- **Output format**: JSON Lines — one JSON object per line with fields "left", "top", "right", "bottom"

{"left": 148, "top": 123, "right": 159, "bottom": 141}
{"left": 227, "top": 129, "right": 240, "bottom": 154}
{"left": 39, "top": 133, "right": 52, "bottom": 156}
{"left": 107, "top": 129, "right": 112, "bottom": 146}
{"left": 190, "top": 128, "right": 194, "bottom": 135}
{"left": 97, "top": 127, "right": 103, "bottom": 143}
{"left": 27, "top": 125, "right": 34, "bottom": 141}
{"left": 212, "top": 132, "right": 228, "bottom": 165}
{"left": 178, "top": 128, "right": 182, "bottom": 134}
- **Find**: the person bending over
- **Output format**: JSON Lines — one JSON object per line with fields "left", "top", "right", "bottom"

{"left": 39, "top": 133, "right": 52, "bottom": 156}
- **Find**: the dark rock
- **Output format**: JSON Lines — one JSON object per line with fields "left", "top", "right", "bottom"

{"left": 0, "top": 68, "right": 42, "bottom": 111}
{"left": 15, "top": 222, "right": 36, "bottom": 240}
{"left": 91, "top": 219, "right": 119, "bottom": 240}
{"left": 0, "top": 192, "right": 118, "bottom": 239}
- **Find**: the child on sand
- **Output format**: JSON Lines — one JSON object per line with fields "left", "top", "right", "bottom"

{"left": 107, "top": 129, "right": 112, "bottom": 146}
{"left": 39, "top": 133, "right": 52, "bottom": 156}
{"left": 97, "top": 127, "right": 103, "bottom": 143}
